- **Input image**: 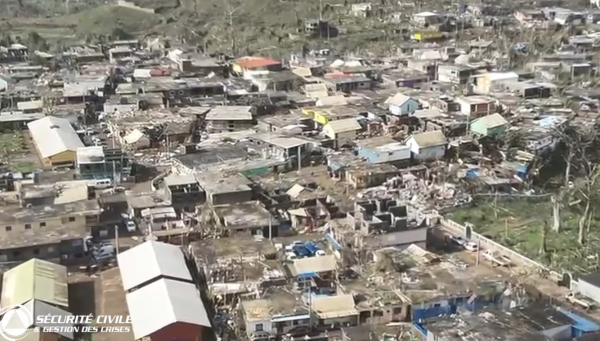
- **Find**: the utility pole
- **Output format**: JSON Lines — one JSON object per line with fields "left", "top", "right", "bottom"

{"left": 115, "top": 225, "right": 120, "bottom": 255}
{"left": 319, "top": 0, "right": 323, "bottom": 21}
{"left": 297, "top": 146, "right": 302, "bottom": 172}
{"left": 268, "top": 217, "right": 272, "bottom": 240}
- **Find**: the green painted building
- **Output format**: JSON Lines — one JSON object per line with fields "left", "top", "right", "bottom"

{"left": 469, "top": 113, "right": 508, "bottom": 140}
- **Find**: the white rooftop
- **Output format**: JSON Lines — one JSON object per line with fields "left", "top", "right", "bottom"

{"left": 117, "top": 241, "right": 193, "bottom": 291}
{"left": 126, "top": 278, "right": 211, "bottom": 339}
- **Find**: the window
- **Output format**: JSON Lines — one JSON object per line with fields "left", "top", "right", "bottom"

{"left": 12, "top": 251, "right": 20, "bottom": 257}
{"left": 5, "top": 226, "right": 11, "bottom": 232}
{"left": 373, "top": 310, "right": 384, "bottom": 317}
{"left": 433, "top": 303, "right": 441, "bottom": 308}
{"left": 255, "top": 324, "right": 263, "bottom": 332}
{"left": 393, "top": 307, "right": 402, "bottom": 315}
{"left": 40, "top": 222, "right": 46, "bottom": 227}
{"left": 68, "top": 217, "right": 76, "bottom": 222}
{"left": 48, "top": 247, "right": 55, "bottom": 253}
{"left": 33, "top": 249, "right": 40, "bottom": 255}
{"left": 24, "top": 224, "right": 31, "bottom": 230}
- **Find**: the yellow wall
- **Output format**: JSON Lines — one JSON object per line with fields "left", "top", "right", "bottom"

{"left": 313, "top": 111, "right": 330, "bottom": 125}
{"left": 49, "top": 150, "right": 77, "bottom": 166}
{"left": 414, "top": 31, "right": 442, "bottom": 42}
{"left": 232, "top": 64, "right": 243, "bottom": 73}
{"left": 301, "top": 108, "right": 316, "bottom": 119}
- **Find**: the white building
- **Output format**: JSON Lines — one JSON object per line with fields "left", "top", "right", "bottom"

{"left": 405, "top": 131, "right": 447, "bottom": 161}
{"left": 323, "top": 118, "right": 361, "bottom": 149}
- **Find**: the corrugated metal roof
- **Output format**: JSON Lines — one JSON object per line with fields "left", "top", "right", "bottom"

{"left": 471, "top": 113, "right": 508, "bottom": 129}
{"left": 123, "top": 129, "right": 146, "bottom": 144}
{"left": 117, "top": 241, "right": 193, "bottom": 292}
{"left": 312, "top": 294, "right": 358, "bottom": 319}
{"left": 126, "top": 278, "right": 211, "bottom": 339}
{"left": 16, "top": 100, "right": 43, "bottom": 111}
{"left": 410, "top": 131, "right": 447, "bottom": 148}
{"left": 20, "top": 300, "right": 74, "bottom": 339}
{"left": 385, "top": 93, "right": 413, "bottom": 107}
{"left": 289, "top": 255, "right": 337, "bottom": 276}
{"left": 325, "top": 118, "right": 361, "bottom": 134}
{"left": 27, "top": 116, "right": 84, "bottom": 159}
{"left": 1, "top": 259, "right": 69, "bottom": 310}
{"left": 206, "top": 106, "right": 253, "bottom": 121}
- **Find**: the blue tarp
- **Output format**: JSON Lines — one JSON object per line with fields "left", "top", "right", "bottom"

{"left": 297, "top": 272, "right": 317, "bottom": 279}
{"left": 413, "top": 322, "right": 428, "bottom": 336}
{"left": 557, "top": 307, "right": 600, "bottom": 335}
{"left": 466, "top": 170, "right": 479, "bottom": 178}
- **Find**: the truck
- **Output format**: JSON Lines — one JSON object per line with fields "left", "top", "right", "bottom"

{"left": 566, "top": 292, "right": 595, "bottom": 311}
{"left": 482, "top": 250, "right": 511, "bottom": 267}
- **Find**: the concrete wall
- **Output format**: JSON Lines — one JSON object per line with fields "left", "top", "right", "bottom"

{"left": 116, "top": 1, "right": 156, "bottom": 13}
{"left": 0, "top": 214, "right": 94, "bottom": 238}
{"left": 210, "top": 190, "right": 253, "bottom": 206}
{"left": 440, "top": 218, "right": 550, "bottom": 272}
{"left": 415, "top": 145, "right": 445, "bottom": 161}
{"left": 577, "top": 280, "right": 600, "bottom": 304}
{"left": 390, "top": 99, "right": 419, "bottom": 116}
{"left": 358, "top": 146, "right": 411, "bottom": 164}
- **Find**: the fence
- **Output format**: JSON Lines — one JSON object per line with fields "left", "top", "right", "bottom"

{"left": 440, "top": 218, "right": 551, "bottom": 272}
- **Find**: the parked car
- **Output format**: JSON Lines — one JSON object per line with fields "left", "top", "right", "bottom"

{"left": 126, "top": 220, "right": 136, "bottom": 232}
{"left": 464, "top": 242, "right": 479, "bottom": 252}
{"left": 451, "top": 235, "right": 466, "bottom": 246}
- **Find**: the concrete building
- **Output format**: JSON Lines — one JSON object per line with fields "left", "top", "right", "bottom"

{"left": 205, "top": 106, "right": 254, "bottom": 133}
{"left": 241, "top": 296, "right": 310, "bottom": 340}
{"left": 232, "top": 57, "right": 283, "bottom": 78}
{"left": 356, "top": 137, "right": 411, "bottom": 166}
{"left": 385, "top": 93, "right": 420, "bottom": 116}
{"left": 475, "top": 72, "right": 519, "bottom": 94}
{"left": 456, "top": 96, "right": 497, "bottom": 118}
{"left": 0, "top": 200, "right": 99, "bottom": 262}
{"left": 76, "top": 146, "right": 132, "bottom": 181}
{"left": 405, "top": 131, "right": 448, "bottom": 161}
{"left": 28, "top": 116, "right": 84, "bottom": 168}
{"left": 163, "top": 174, "right": 205, "bottom": 214}
{"left": 311, "top": 294, "right": 359, "bottom": 328}
{"left": 469, "top": 113, "right": 508, "bottom": 140}
{"left": 194, "top": 172, "right": 253, "bottom": 205}
{"left": 323, "top": 118, "right": 362, "bottom": 149}
{"left": 437, "top": 64, "right": 476, "bottom": 84}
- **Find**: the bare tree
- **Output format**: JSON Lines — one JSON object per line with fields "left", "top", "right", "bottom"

{"left": 551, "top": 123, "right": 599, "bottom": 235}
{"left": 575, "top": 164, "right": 600, "bottom": 245}
{"left": 540, "top": 220, "right": 548, "bottom": 255}
{"left": 223, "top": 0, "right": 239, "bottom": 55}
{"left": 551, "top": 194, "right": 561, "bottom": 232}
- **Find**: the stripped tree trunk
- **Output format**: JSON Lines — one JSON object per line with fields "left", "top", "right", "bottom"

{"left": 579, "top": 199, "right": 590, "bottom": 245}
{"left": 552, "top": 194, "right": 560, "bottom": 232}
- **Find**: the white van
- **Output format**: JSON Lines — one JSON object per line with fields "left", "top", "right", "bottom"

{"left": 88, "top": 179, "right": 112, "bottom": 189}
